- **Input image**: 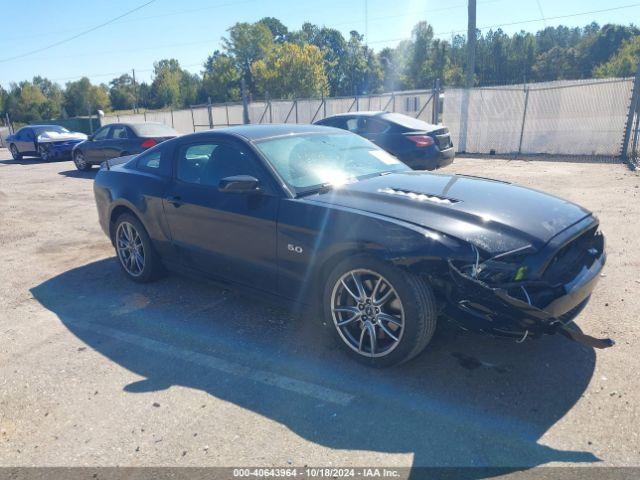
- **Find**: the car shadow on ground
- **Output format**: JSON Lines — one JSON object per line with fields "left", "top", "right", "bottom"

{"left": 58, "top": 169, "right": 97, "bottom": 179}
{"left": 0, "top": 157, "right": 69, "bottom": 166}
{"left": 31, "top": 258, "right": 599, "bottom": 477}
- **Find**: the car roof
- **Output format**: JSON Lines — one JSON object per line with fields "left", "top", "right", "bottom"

{"left": 321, "top": 111, "right": 386, "bottom": 119}
{"left": 110, "top": 122, "right": 166, "bottom": 127}
{"left": 177, "top": 124, "right": 342, "bottom": 142}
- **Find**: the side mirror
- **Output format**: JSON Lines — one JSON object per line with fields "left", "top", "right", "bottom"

{"left": 218, "top": 175, "right": 260, "bottom": 193}
{"left": 87, "top": 134, "right": 94, "bottom": 141}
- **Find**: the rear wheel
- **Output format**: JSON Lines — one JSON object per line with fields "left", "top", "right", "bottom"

{"left": 73, "top": 150, "right": 91, "bottom": 171}
{"left": 113, "top": 213, "right": 163, "bottom": 283}
{"left": 324, "top": 255, "right": 437, "bottom": 367}
{"left": 9, "top": 144, "right": 21, "bottom": 160}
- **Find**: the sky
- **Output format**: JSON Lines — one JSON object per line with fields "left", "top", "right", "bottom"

{"left": 0, "top": 0, "right": 638, "bottom": 87}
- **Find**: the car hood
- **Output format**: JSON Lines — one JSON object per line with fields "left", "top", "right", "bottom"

{"left": 305, "top": 171, "right": 592, "bottom": 254}
{"left": 37, "top": 131, "right": 87, "bottom": 143}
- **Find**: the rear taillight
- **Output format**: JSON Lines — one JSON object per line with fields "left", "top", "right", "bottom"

{"left": 406, "top": 135, "right": 435, "bottom": 147}
{"left": 141, "top": 139, "right": 157, "bottom": 148}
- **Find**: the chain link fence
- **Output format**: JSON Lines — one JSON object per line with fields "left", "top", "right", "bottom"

{"left": 102, "top": 76, "right": 638, "bottom": 163}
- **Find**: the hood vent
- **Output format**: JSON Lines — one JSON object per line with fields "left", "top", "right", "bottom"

{"left": 378, "top": 187, "right": 460, "bottom": 205}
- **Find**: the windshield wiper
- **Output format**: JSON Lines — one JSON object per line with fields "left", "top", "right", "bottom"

{"left": 296, "top": 183, "right": 334, "bottom": 198}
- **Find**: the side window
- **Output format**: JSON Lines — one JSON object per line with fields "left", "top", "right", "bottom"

{"left": 110, "top": 125, "right": 128, "bottom": 139}
{"left": 24, "top": 128, "right": 35, "bottom": 140}
{"left": 15, "top": 128, "right": 25, "bottom": 140}
{"left": 177, "top": 142, "right": 260, "bottom": 188}
{"left": 361, "top": 118, "right": 388, "bottom": 134}
{"left": 93, "top": 126, "right": 110, "bottom": 141}
{"left": 136, "top": 147, "right": 169, "bottom": 176}
{"left": 345, "top": 118, "right": 359, "bottom": 132}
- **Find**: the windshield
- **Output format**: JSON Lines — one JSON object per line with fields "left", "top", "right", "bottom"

{"left": 255, "top": 132, "right": 408, "bottom": 194}
{"left": 131, "top": 123, "right": 178, "bottom": 137}
{"left": 34, "top": 125, "right": 70, "bottom": 135}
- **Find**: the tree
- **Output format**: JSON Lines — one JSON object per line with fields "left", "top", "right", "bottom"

{"left": 252, "top": 42, "right": 328, "bottom": 99}
{"left": 258, "top": 17, "right": 288, "bottom": 43}
{"left": 577, "top": 24, "right": 639, "bottom": 76}
{"left": 202, "top": 51, "right": 241, "bottom": 102}
{"left": 532, "top": 46, "right": 581, "bottom": 81}
{"left": 109, "top": 74, "right": 136, "bottom": 111}
{"left": 64, "top": 77, "right": 110, "bottom": 116}
{"left": 150, "top": 59, "right": 183, "bottom": 108}
{"left": 222, "top": 22, "right": 273, "bottom": 95}
{"left": 405, "top": 22, "right": 434, "bottom": 88}
{"left": 594, "top": 35, "right": 640, "bottom": 77}
{"left": 337, "top": 31, "right": 383, "bottom": 95}
{"left": 148, "top": 59, "right": 201, "bottom": 108}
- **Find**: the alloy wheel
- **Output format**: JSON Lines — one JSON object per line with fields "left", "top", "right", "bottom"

{"left": 74, "top": 151, "right": 87, "bottom": 169}
{"left": 116, "top": 221, "right": 145, "bottom": 277}
{"left": 331, "top": 269, "right": 405, "bottom": 358}
{"left": 38, "top": 145, "right": 50, "bottom": 161}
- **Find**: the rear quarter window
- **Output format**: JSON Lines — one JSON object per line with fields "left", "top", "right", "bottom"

{"left": 136, "top": 147, "right": 169, "bottom": 176}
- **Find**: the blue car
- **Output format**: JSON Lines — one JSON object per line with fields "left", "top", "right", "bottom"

{"left": 6, "top": 125, "right": 87, "bottom": 161}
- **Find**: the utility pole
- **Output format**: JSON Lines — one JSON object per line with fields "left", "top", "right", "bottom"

{"left": 364, "top": 0, "right": 368, "bottom": 46}
{"left": 465, "top": 0, "right": 476, "bottom": 90}
{"left": 241, "top": 77, "right": 250, "bottom": 124}
{"left": 132, "top": 68, "right": 138, "bottom": 114}
{"left": 459, "top": 0, "right": 476, "bottom": 153}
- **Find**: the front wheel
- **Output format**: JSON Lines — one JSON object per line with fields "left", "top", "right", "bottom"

{"left": 9, "top": 144, "right": 21, "bottom": 160}
{"left": 73, "top": 150, "right": 91, "bottom": 171}
{"left": 38, "top": 144, "right": 51, "bottom": 161}
{"left": 323, "top": 255, "right": 437, "bottom": 367}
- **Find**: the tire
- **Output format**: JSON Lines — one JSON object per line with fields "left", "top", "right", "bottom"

{"left": 9, "top": 144, "right": 21, "bottom": 160}
{"left": 38, "top": 144, "right": 50, "bottom": 161}
{"left": 73, "top": 150, "right": 92, "bottom": 171}
{"left": 323, "top": 255, "right": 437, "bottom": 367}
{"left": 113, "top": 213, "right": 163, "bottom": 283}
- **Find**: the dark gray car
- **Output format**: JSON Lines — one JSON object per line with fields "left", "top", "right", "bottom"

{"left": 72, "top": 122, "right": 178, "bottom": 170}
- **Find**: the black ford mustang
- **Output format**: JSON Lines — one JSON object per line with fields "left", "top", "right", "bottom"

{"left": 93, "top": 124, "right": 610, "bottom": 367}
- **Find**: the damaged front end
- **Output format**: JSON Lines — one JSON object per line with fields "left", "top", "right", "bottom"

{"left": 444, "top": 222, "right": 613, "bottom": 348}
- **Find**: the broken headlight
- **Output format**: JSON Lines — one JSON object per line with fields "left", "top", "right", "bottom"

{"left": 459, "top": 244, "right": 533, "bottom": 285}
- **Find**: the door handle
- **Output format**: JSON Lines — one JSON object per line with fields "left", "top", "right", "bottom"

{"left": 165, "top": 195, "right": 183, "bottom": 207}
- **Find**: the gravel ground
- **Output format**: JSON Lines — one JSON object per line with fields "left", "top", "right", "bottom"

{"left": 0, "top": 149, "right": 639, "bottom": 474}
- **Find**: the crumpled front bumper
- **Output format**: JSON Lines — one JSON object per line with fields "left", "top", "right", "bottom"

{"left": 445, "top": 248, "right": 607, "bottom": 341}
{"left": 39, "top": 141, "right": 82, "bottom": 159}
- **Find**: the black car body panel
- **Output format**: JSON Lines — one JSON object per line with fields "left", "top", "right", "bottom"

{"left": 314, "top": 111, "right": 455, "bottom": 170}
{"left": 93, "top": 125, "right": 605, "bottom": 342}
{"left": 73, "top": 122, "right": 178, "bottom": 165}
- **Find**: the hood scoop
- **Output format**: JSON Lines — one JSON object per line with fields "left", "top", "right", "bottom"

{"left": 378, "top": 187, "right": 460, "bottom": 205}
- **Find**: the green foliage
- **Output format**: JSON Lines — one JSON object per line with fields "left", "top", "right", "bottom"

{"left": 64, "top": 77, "right": 110, "bottom": 116}
{"left": 252, "top": 42, "right": 328, "bottom": 98}
{"left": 594, "top": 35, "right": 640, "bottom": 77}
{"left": 202, "top": 51, "right": 241, "bottom": 102}
{"left": 109, "top": 74, "right": 136, "bottom": 111}
{"left": 223, "top": 22, "right": 274, "bottom": 93}
{"left": 2, "top": 18, "right": 640, "bottom": 122}
{"left": 3, "top": 77, "right": 64, "bottom": 122}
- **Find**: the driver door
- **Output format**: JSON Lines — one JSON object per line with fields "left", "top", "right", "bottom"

{"left": 84, "top": 126, "right": 111, "bottom": 163}
{"left": 162, "top": 138, "right": 280, "bottom": 293}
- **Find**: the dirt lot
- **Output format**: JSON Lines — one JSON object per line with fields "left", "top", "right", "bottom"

{"left": 1, "top": 149, "right": 639, "bottom": 474}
